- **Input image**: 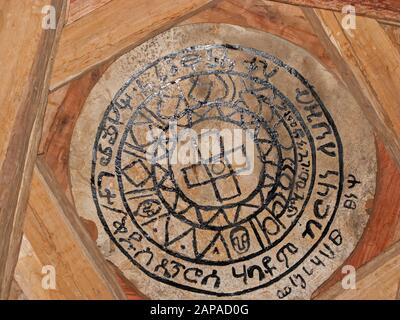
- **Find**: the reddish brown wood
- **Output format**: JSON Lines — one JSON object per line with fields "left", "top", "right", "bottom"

{"left": 268, "top": 0, "right": 400, "bottom": 23}
{"left": 40, "top": 62, "right": 111, "bottom": 200}
{"left": 0, "top": 0, "right": 67, "bottom": 299}
{"left": 67, "top": 0, "right": 112, "bottom": 24}
{"left": 397, "top": 281, "right": 400, "bottom": 299}
{"left": 108, "top": 263, "right": 146, "bottom": 300}
{"left": 382, "top": 24, "right": 400, "bottom": 50}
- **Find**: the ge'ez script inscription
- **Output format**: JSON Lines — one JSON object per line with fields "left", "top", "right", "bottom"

{"left": 71, "top": 24, "right": 376, "bottom": 299}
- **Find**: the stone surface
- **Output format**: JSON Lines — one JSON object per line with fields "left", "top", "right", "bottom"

{"left": 70, "top": 24, "right": 376, "bottom": 299}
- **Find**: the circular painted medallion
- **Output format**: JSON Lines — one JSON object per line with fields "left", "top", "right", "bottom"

{"left": 70, "top": 24, "right": 376, "bottom": 299}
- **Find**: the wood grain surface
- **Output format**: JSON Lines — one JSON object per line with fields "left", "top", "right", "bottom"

{"left": 15, "top": 160, "right": 126, "bottom": 299}
{"left": 67, "top": 0, "right": 112, "bottom": 24}
{"left": 0, "top": 0, "right": 67, "bottom": 299}
{"left": 50, "top": 0, "right": 218, "bottom": 90}
{"left": 315, "top": 240, "right": 400, "bottom": 299}
{"left": 267, "top": 0, "right": 400, "bottom": 24}
{"left": 304, "top": 8, "right": 400, "bottom": 171}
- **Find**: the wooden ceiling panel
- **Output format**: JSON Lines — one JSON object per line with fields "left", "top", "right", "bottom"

{"left": 0, "top": 0, "right": 67, "bottom": 299}
{"left": 50, "top": 0, "right": 218, "bottom": 90}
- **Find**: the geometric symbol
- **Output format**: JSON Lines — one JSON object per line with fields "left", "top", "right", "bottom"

{"left": 122, "top": 159, "right": 151, "bottom": 187}
{"left": 180, "top": 131, "right": 247, "bottom": 203}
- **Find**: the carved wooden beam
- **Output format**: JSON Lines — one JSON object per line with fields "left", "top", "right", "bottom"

{"left": 304, "top": 8, "right": 400, "bottom": 168}
{"left": 66, "top": 0, "right": 112, "bottom": 25}
{"left": 315, "top": 240, "right": 400, "bottom": 299}
{"left": 0, "top": 0, "right": 67, "bottom": 299}
{"left": 267, "top": 0, "right": 400, "bottom": 24}
{"left": 14, "top": 160, "right": 126, "bottom": 299}
{"left": 50, "top": 0, "right": 219, "bottom": 90}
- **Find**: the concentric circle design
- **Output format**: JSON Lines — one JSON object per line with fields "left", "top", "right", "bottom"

{"left": 71, "top": 24, "right": 376, "bottom": 299}
{"left": 113, "top": 64, "right": 320, "bottom": 266}
{"left": 94, "top": 44, "right": 339, "bottom": 287}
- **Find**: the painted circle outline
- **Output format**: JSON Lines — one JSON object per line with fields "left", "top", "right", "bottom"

{"left": 91, "top": 44, "right": 344, "bottom": 296}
